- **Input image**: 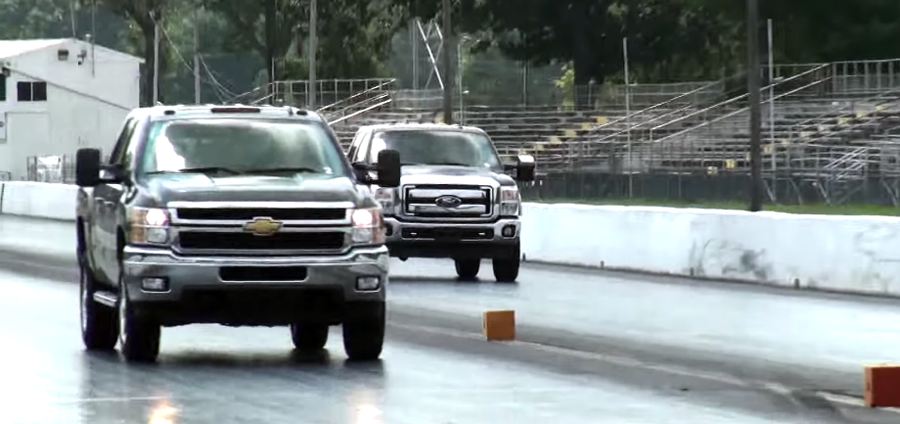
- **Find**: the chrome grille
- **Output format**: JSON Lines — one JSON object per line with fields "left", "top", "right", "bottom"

{"left": 178, "top": 231, "right": 346, "bottom": 251}
{"left": 403, "top": 185, "right": 492, "bottom": 219}
{"left": 167, "top": 201, "right": 352, "bottom": 255}
{"left": 176, "top": 208, "right": 345, "bottom": 221}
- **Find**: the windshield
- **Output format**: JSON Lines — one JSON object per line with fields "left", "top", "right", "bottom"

{"left": 368, "top": 129, "right": 503, "bottom": 171}
{"left": 137, "top": 118, "right": 349, "bottom": 177}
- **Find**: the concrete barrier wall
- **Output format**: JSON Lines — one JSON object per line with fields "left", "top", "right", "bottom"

{"left": 3, "top": 182, "right": 900, "bottom": 297}
{"left": 521, "top": 203, "right": 900, "bottom": 296}
{"left": 0, "top": 182, "right": 78, "bottom": 221}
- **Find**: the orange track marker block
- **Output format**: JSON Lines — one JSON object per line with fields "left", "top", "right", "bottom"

{"left": 865, "top": 365, "right": 900, "bottom": 407}
{"left": 483, "top": 310, "right": 515, "bottom": 341}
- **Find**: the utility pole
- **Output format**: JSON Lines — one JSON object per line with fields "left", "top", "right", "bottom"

{"left": 441, "top": 0, "right": 453, "bottom": 124}
{"left": 152, "top": 11, "right": 160, "bottom": 105}
{"left": 747, "top": 0, "right": 763, "bottom": 211}
{"left": 623, "top": 37, "right": 633, "bottom": 198}
{"left": 308, "top": 0, "right": 317, "bottom": 109}
{"left": 90, "top": 0, "right": 96, "bottom": 77}
{"left": 193, "top": 5, "right": 201, "bottom": 104}
{"left": 767, "top": 18, "right": 775, "bottom": 174}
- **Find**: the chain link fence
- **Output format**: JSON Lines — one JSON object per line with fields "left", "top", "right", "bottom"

{"left": 25, "top": 155, "right": 76, "bottom": 184}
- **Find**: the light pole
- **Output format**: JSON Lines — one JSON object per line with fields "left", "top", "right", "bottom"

{"left": 309, "top": 0, "right": 317, "bottom": 109}
{"left": 747, "top": 0, "right": 763, "bottom": 211}
{"left": 441, "top": 0, "right": 453, "bottom": 124}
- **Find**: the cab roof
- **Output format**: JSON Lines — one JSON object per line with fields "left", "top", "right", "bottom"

{"left": 356, "top": 122, "right": 489, "bottom": 135}
{"left": 126, "top": 104, "right": 326, "bottom": 122}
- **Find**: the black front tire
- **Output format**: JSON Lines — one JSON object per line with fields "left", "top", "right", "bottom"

{"left": 455, "top": 259, "right": 481, "bottom": 280}
{"left": 118, "top": 277, "right": 161, "bottom": 363}
{"left": 493, "top": 246, "right": 521, "bottom": 283}
{"left": 290, "top": 322, "right": 330, "bottom": 351}
{"left": 80, "top": 265, "right": 118, "bottom": 351}
{"left": 342, "top": 302, "right": 385, "bottom": 361}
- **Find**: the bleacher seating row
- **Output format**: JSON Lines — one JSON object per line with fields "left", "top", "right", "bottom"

{"left": 283, "top": 67, "right": 900, "bottom": 185}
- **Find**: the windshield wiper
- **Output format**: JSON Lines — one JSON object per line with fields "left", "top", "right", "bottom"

{"left": 429, "top": 161, "right": 472, "bottom": 167}
{"left": 401, "top": 162, "right": 471, "bottom": 167}
{"left": 242, "top": 167, "right": 322, "bottom": 175}
{"left": 145, "top": 167, "right": 240, "bottom": 175}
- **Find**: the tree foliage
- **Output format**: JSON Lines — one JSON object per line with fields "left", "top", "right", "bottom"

{"left": 4, "top": 0, "right": 900, "bottom": 107}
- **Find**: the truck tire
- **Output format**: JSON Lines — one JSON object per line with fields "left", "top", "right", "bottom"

{"left": 80, "top": 264, "right": 118, "bottom": 351}
{"left": 492, "top": 250, "right": 520, "bottom": 283}
{"left": 342, "top": 302, "right": 385, "bottom": 361}
{"left": 290, "top": 322, "right": 329, "bottom": 351}
{"left": 118, "top": 275, "right": 161, "bottom": 363}
{"left": 455, "top": 259, "right": 480, "bottom": 280}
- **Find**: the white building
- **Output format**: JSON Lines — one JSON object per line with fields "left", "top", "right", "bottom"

{"left": 0, "top": 38, "right": 143, "bottom": 180}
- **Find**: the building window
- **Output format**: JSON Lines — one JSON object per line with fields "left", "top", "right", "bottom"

{"left": 17, "top": 81, "right": 47, "bottom": 102}
{"left": 0, "top": 75, "right": 6, "bottom": 101}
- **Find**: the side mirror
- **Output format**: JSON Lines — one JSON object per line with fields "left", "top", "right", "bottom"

{"left": 514, "top": 154, "right": 536, "bottom": 182}
{"left": 75, "top": 148, "right": 102, "bottom": 187}
{"left": 99, "top": 164, "right": 127, "bottom": 183}
{"left": 351, "top": 162, "right": 369, "bottom": 182}
{"left": 376, "top": 149, "right": 401, "bottom": 188}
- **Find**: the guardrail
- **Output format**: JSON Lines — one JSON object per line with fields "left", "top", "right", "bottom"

{"left": 4, "top": 181, "right": 900, "bottom": 298}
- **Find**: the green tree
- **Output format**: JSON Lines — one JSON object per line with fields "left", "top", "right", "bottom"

{"left": 694, "top": 0, "right": 900, "bottom": 63}
{"left": 203, "top": 0, "right": 305, "bottom": 86}
{"left": 206, "top": 0, "right": 406, "bottom": 86}
{"left": 397, "top": 0, "right": 730, "bottom": 106}
{"left": 95, "top": 0, "right": 171, "bottom": 105}
{"left": 0, "top": 0, "right": 131, "bottom": 50}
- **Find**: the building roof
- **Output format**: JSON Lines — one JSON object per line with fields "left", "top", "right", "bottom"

{"left": 0, "top": 39, "right": 67, "bottom": 60}
{"left": 0, "top": 38, "right": 144, "bottom": 63}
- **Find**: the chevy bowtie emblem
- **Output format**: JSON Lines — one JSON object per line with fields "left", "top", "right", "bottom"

{"left": 244, "top": 217, "right": 283, "bottom": 236}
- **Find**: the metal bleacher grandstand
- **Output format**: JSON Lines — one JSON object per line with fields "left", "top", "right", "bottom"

{"left": 194, "top": 57, "right": 900, "bottom": 205}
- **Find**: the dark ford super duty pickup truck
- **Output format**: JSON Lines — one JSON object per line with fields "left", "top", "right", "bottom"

{"left": 75, "top": 105, "right": 400, "bottom": 363}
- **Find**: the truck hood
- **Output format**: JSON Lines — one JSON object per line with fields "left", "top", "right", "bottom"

{"left": 399, "top": 165, "right": 516, "bottom": 187}
{"left": 139, "top": 173, "right": 370, "bottom": 206}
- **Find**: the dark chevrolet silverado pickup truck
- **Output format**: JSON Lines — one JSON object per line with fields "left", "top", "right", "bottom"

{"left": 75, "top": 104, "right": 400, "bottom": 363}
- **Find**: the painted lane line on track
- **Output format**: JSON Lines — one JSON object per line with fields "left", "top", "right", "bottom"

{"left": 0, "top": 256, "right": 73, "bottom": 274}
{"left": 8, "top": 395, "right": 172, "bottom": 404}
{"left": 388, "top": 321, "right": 900, "bottom": 415}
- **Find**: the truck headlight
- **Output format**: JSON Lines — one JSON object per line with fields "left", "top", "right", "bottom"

{"left": 499, "top": 186, "right": 521, "bottom": 216}
{"left": 351, "top": 207, "right": 385, "bottom": 245}
{"left": 373, "top": 187, "right": 396, "bottom": 215}
{"left": 129, "top": 207, "right": 170, "bottom": 245}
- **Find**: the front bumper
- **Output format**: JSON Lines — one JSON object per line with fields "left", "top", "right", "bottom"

{"left": 383, "top": 217, "right": 520, "bottom": 259}
{"left": 122, "top": 245, "right": 390, "bottom": 305}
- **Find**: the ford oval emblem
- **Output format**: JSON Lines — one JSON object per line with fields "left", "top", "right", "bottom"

{"left": 435, "top": 195, "right": 463, "bottom": 208}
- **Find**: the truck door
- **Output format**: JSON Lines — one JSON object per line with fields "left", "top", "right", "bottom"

{"left": 92, "top": 117, "right": 138, "bottom": 283}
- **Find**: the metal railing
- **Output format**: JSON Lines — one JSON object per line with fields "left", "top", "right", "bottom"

{"left": 650, "top": 64, "right": 831, "bottom": 144}
{"left": 328, "top": 95, "right": 394, "bottom": 126}
{"left": 567, "top": 76, "right": 741, "bottom": 167}
{"left": 789, "top": 89, "right": 900, "bottom": 139}
{"left": 228, "top": 78, "right": 397, "bottom": 109}
{"left": 317, "top": 79, "right": 396, "bottom": 115}
{"left": 25, "top": 155, "right": 75, "bottom": 184}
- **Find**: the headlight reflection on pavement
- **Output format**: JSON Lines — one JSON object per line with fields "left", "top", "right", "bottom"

{"left": 350, "top": 388, "right": 383, "bottom": 424}
{"left": 148, "top": 398, "right": 179, "bottom": 424}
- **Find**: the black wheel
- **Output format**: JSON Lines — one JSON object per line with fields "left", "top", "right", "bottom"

{"left": 492, "top": 245, "right": 521, "bottom": 283}
{"left": 455, "top": 259, "right": 481, "bottom": 280}
{"left": 290, "top": 322, "right": 329, "bottom": 351}
{"left": 118, "top": 276, "right": 161, "bottom": 363}
{"left": 80, "top": 265, "right": 118, "bottom": 351}
{"left": 342, "top": 302, "right": 385, "bottom": 361}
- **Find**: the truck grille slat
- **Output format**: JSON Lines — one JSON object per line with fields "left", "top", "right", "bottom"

{"left": 178, "top": 231, "right": 346, "bottom": 251}
{"left": 176, "top": 208, "right": 345, "bottom": 221}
